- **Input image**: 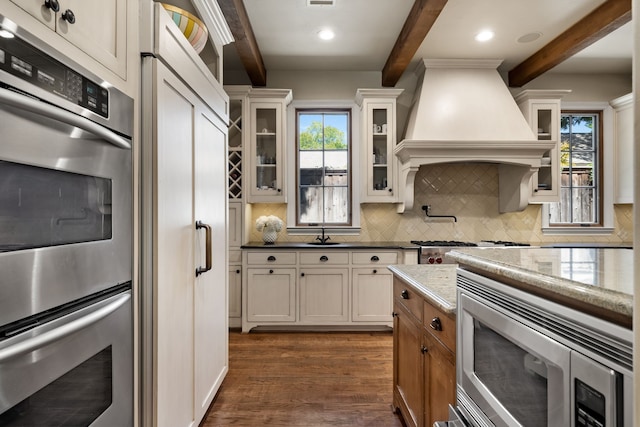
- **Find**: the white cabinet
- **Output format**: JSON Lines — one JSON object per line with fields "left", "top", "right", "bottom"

{"left": 247, "top": 89, "right": 293, "bottom": 203}
{"left": 10, "top": 0, "right": 127, "bottom": 78}
{"left": 229, "top": 264, "right": 242, "bottom": 324}
{"left": 356, "top": 88, "right": 404, "bottom": 203}
{"left": 242, "top": 248, "right": 397, "bottom": 332}
{"left": 515, "top": 90, "right": 570, "bottom": 203}
{"left": 610, "top": 93, "right": 633, "bottom": 204}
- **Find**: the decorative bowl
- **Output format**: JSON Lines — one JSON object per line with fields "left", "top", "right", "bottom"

{"left": 162, "top": 3, "right": 208, "bottom": 54}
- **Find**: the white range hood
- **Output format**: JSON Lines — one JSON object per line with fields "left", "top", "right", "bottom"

{"left": 394, "top": 59, "right": 554, "bottom": 213}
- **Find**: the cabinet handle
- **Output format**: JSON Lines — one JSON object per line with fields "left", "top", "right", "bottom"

{"left": 195, "top": 221, "right": 212, "bottom": 277}
{"left": 388, "top": 188, "right": 393, "bottom": 192}
{"left": 392, "top": 312, "right": 398, "bottom": 317}
{"left": 267, "top": 255, "right": 276, "bottom": 262}
{"left": 236, "top": 269, "right": 240, "bottom": 274}
{"left": 421, "top": 345, "right": 428, "bottom": 354}
{"left": 269, "top": 269, "right": 274, "bottom": 274}
{"left": 277, "top": 188, "right": 282, "bottom": 193}
{"left": 370, "top": 255, "right": 380, "bottom": 262}
{"left": 61, "top": 9, "right": 76, "bottom": 24}
{"left": 430, "top": 317, "right": 443, "bottom": 331}
{"left": 320, "top": 255, "right": 328, "bottom": 262}
{"left": 44, "top": 0, "right": 60, "bottom": 12}
{"left": 373, "top": 269, "right": 377, "bottom": 274}
{"left": 401, "top": 289, "right": 409, "bottom": 299}
{"left": 301, "top": 272, "right": 305, "bottom": 277}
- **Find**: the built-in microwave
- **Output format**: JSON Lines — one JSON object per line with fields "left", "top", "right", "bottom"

{"left": 455, "top": 269, "right": 633, "bottom": 427}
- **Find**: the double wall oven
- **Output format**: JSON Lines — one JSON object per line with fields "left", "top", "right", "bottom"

{"left": 0, "top": 15, "right": 133, "bottom": 426}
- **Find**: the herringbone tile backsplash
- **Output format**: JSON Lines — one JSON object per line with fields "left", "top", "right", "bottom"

{"left": 249, "top": 163, "right": 633, "bottom": 244}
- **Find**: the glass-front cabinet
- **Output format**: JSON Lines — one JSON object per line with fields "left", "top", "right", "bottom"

{"left": 248, "top": 89, "right": 293, "bottom": 203}
{"left": 515, "top": 90, "right": 570, "bottom": 203}
{"left": 356, "top": 89, "right": 403, "bottom": 203}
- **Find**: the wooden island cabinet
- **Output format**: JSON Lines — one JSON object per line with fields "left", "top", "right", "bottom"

{"left": 389, "top": 266, "right": 457, "bottom": 427}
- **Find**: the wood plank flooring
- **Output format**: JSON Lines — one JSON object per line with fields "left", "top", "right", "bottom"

{"left": 201, "top": 331, "right": 405, "bottom": 427}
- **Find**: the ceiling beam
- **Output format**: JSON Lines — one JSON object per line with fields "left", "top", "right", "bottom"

{"left": 381, "top": 0, "right": 448, "bottom": 87}
{"left": 218, "top": 0, "right": 267, "bottom": 86}
{"left": 508, "top": 0, "right": 631, "bottom": 87}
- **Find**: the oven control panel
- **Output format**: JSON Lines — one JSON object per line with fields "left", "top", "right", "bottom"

{"left": 0, "top": 32, "right": 109, "bottom": 118}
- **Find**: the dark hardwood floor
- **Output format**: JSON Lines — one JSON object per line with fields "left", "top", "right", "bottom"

{"left": 202, "top": 330, "right": 405, "bottom": 427}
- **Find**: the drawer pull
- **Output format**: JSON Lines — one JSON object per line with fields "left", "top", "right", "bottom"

{"left": 373, "top": 269, "right": 377, "bottom": 274}
{"left": 401, "top": 289, "right": 409, "bottom": 299}
{"left": 267, "top": 255, "right": 276, "bottom": 262}
{"left": 301, "top": 272, "right": 305, "bottom": 277}
{"left": 421, "top": 345, "right": 428, "bottom": 354}
{"left": 430, "top": 317, "right": 442, "bottom": 331}
{"left": 392, "top": 312, "right": 398, "bottom": 317}
{"left": 320, "top": 255, "right": 328, "bottom": 262}
{"left": 371, "top": 255, "right": 380, "bottom": 262}
{"left": 44, "top": 0, "right": 60, "bottom": 12}
{"left": 269, "top": 269, "right": 274, "bottom": 274}
{"left": 236, "top": 269, "right": 240, "bottom": 274}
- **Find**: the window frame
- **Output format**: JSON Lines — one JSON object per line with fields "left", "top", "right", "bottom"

{"left": 542, "top": 102, "right": 615, "bottom": 235}
{"left": 285, "top": 100, "right": 361, "bottom": 235}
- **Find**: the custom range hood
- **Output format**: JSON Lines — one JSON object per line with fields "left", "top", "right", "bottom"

{"left": 394, "top": 59, "right": 554, "bottom": 213}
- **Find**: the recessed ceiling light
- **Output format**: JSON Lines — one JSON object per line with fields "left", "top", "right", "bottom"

{"left": 317, "top": 28, "right": 335, "bottom": 41}
{"left": 517, "top": 32, "right": 543, "bottom": 43}
{"left": 0, "top": 29, "right": 15, "bottom": 39}
{"left": 475, "top": 30, "right": 494, "bottom": 42}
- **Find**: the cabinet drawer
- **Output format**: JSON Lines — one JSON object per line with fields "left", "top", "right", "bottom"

{"left": 299, "top": 252, "right": 349, "bottom": 265}
{"left": 352, "top": 251, "right": 398, "bottom": 265}
{"left": 393, "top": 279, "right": 422, "bottom": 322}
{"left": 246, "top": 251, "right": 297, "bottom": 265}
{"left": 423, "top": 301, "right": 456, "bottom": 352}
{"left": 229, "top": 250, "right": 242, "bottom": 264}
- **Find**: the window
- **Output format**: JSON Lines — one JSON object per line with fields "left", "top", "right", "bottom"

{"left": 549, "top": 112, "right": 602, "bottom": 226}
{"left": 296, "top": 109, "right": 351, "bottom": 226}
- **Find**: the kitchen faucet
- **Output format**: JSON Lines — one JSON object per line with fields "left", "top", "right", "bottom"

{"left": 422, "top": 205, "right": 457, "bottom": 222}
{"left": 315, "top": 227, "right": 331, "bottom": 244}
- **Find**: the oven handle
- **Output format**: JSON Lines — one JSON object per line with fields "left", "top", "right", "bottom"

{"left": 0, "top": 292, "right": 130, "bottom": 362}
{"left": 0, "top": 87, "right": 131, "bottom": 150}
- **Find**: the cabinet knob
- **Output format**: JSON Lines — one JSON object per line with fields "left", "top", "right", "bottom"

{"left": 61, "top": 9, "right": 76, "bottom": 24}
{"left": 236, "top": 269, "right": 240, "bottom": 274}
{"left": 320, "top": 255, "right": 328, "bottom": 262}
{"left": 392, "top": 312, "right": 398, "bottom": 317}
{"left": 373, "top": 269, "right": 377, "bottom": 274}
{"left": 370, "top": 255, "right": 380, "bottom": 262}
{"left": 301, "top": 272, "right": 305, "bottom": 277}
{"left": 44, "top": 0, "right": 60, "bottom": 12}
{"left": 277, "top": 188, "right": 282, "bottom": 193}
{"left": 388, "top": 188, "right": 393, "bottom": 192}
{"left": 267, "top": 255, "right": 276, "bottom": 262}
{"left": 269, "top": 269, "right": 274, "bottom": 274}
{"left": 421, "top": 345, "right": 428, "bottom": 354}
{"left": 401, "top": 289, "right": 409, "bottom": 299}
{"left": 430, "top": 317, "right": 443, "bottom": 331}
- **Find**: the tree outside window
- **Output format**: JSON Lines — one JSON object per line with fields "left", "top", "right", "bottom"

{"left": 296, "top": 110, "right": 351, "bottom": 226}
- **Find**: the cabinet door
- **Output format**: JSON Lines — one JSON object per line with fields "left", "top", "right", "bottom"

{"left": 362, "top": 102, "right": 396, "bottom": 202}
{"left": 423, "top": 333, "right": 456, "bottom": 426}
{"left": 393, "top": 303, "right": 423, "bottom": 427}
{"left": 299, "top": 268, "right": 349, "bottom": 323}
{"left": 529, "top": 101, "right": 560, "bottom": 202}
{"left": 154, "top": 62, "right": 196, "bottom": 427}
{"left": 9, "top": 0, "right": 56, "bottom": 29}
{"left": 352, "top": 268, "right": 393, "bottom": 322}
{"left": 229, "top": 265, "right": 242, "bottom": 323}
{"left": 249, "top": 102, "right": 285, "bottom": 202}
{"left": 246, "top": 268, "right": 296, "bottom": 322}
{"left": 193, "top": 103, "right": 228, "bottom": 422}
{"left": 228, "top": 201, "right": 242, "bottom": 248}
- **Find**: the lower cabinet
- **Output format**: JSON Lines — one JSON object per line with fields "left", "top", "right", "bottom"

{"left": 393, "top": 277, "right": 456, "bottom": 427}
{"left": 242, "top": 249, "right": 397, "bottom": 332}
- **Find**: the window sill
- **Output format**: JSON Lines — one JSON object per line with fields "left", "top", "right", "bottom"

{"left": 286, "top": 226, "right": 361, "bottom": 236}
{"left": 542, "top": 227, "right": 614, "bottom": 236}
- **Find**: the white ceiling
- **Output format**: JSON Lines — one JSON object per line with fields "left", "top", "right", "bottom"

{"left": 222, "top": 0, "right": 633, "bottom": 82}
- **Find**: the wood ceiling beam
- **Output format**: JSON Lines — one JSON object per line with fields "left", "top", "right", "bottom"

{"left": 508, "top": 0, "right": 631, "bottom": 87}
{"left": 381, "top": 0, "right": 448, "bottom": 87}
{"left": 218, "top": 0, "right": 267, "bottom": 87}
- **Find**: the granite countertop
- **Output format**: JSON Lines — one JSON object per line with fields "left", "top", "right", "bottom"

{"left": 446, "top": 247, "right": 633, "bottom": 322}
{"left": 387, "top": 264, "right": 458, "bottom": 315}
{"left": 242, "top": 241, "right": 419, "bottom": 250}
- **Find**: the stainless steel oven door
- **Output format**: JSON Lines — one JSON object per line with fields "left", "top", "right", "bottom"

{"left": 457, "top": 291, "right": 571, "bottom": 427}
{"left": 0, "top": 288, "right": 132, "bottom": 426}
{"left": 0, "top": 86, "right": 132, "bottom": 327}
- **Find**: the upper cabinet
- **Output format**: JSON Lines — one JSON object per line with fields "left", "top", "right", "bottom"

{"left": 10, "top": 0, "right": 127, "bottom": 79}
{"left": 247, "top": 89, "right": 293, "bottom": 203}
{"left": 610, "top": 93, "right": 633, "bottom": 204}
{"left": 356, "top": 89, "right": 404, "bottom": 203}
{"left": 515, "top": 90, "right": 570, "bottom": 203}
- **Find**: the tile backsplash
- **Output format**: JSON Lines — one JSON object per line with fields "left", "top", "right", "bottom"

{"left": 249, "top": 163, "right": 633, "bottom": 244}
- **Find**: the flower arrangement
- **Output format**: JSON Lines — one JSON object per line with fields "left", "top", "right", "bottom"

{"left": 255, "top": 215, "right": 283, "bottom": 232}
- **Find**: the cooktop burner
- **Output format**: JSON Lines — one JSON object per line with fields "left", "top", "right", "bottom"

{"left": 410, "top": 240, "right": 478, "bottom": 247}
